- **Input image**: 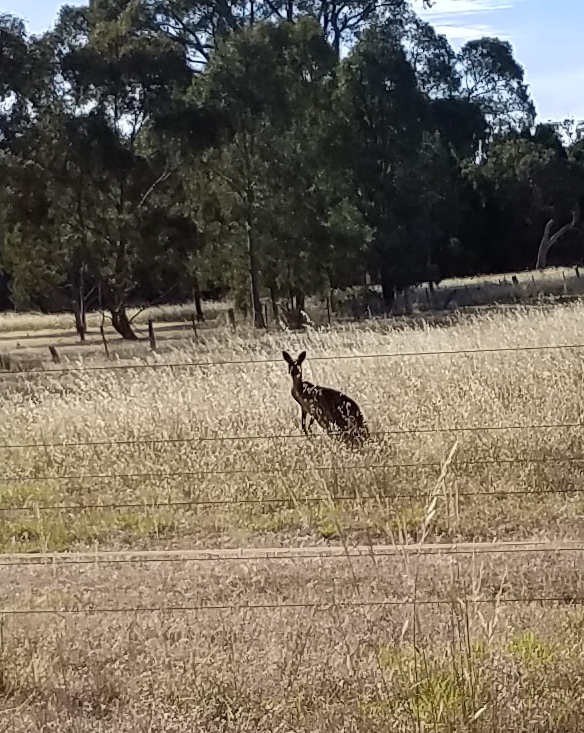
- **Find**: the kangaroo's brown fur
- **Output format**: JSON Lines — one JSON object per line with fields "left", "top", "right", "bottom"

{"left": 282, "top": 350, "right": 369, "bottom": 447}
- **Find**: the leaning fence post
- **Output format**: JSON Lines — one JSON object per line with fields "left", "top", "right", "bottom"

{"left": 100, "top": 322, "right": 110, "bottom": 360}
{"left": 227, "top": 308, "right": 236, "bottom": 332}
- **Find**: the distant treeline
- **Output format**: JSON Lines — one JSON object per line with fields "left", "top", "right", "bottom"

{"left": 1, "top": 2, "right": 583, "bottom": 336}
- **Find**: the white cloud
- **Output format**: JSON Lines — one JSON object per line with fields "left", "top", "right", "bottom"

{"left": 433, "top": 23, "right": 501, "bottom": 41}
{"left": 417, "top": 0, "right": 518, "bottom": 48}
{"left": 418, "top": 0, "right": 513, "bottom": 17}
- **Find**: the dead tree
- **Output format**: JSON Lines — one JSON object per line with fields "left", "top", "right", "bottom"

{"left": 535, "top": 209, "right": 580, "bottom": 270}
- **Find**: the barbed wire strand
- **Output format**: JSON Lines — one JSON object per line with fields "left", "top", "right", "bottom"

{"left": 3, "top": 340, "right": 584, "bottom": 378}
{"left": 2, "top": 419, "right": 584, "bottom": 451}
{"left": 2, "top": 595, "right": 583, "bottom": 617}
{"left": 0, "top": 484, "right": 582, "bottom": 516}
{"left": 1, "top": 542, "right": 584, "bottom": 567}
{"left": 1, "top": 453, "right": 583, "bottom": 487}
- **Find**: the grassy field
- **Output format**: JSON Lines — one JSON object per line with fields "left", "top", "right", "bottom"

{"left": 0, "top": 265, "right": 583, "bottom": 362}
{"left": 1, "top": 299, "right": 584, "bottom": 730}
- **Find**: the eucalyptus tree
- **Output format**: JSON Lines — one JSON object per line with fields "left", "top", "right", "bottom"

{"left": 2, "top": 0, "right": 219, "bottom": 337}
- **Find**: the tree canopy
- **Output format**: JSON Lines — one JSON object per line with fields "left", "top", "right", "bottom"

{"left": 0, "top": 0, "right": 582, "bottom": 335}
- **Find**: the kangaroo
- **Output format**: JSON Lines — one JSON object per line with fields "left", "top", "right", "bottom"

{"left": 282, "top": 350, "right": 369, "bottom": 446}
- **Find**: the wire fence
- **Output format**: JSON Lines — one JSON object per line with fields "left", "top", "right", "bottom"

{"left": 2, "top": 342, "right": 584, "bottom": 630}
{"left": 1, "top": 452, "right": 583, "bottom": 483}
{"left": 1, "top": 342, "right": 584, "bottom": 733}
{"left": 0, "top": 459, "right": 582, "bottom": 515}
{"left": 1, "top": 540, "right": 583, "bottom": 567}
{"left": 0, "top": 486, "right": 582, "bottom": 516}
{"left": 2, "top": 340, "right": 584, "bottom": 377}
{"left": 1, "top": 418, "right": 584, "bottom": 451}
{"left": 2, "top": 595, "right": 583, "bottom": 617}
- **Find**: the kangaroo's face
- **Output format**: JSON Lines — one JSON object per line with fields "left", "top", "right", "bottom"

{"left": 282, "top": 350, "right": 306, "bottom": 382}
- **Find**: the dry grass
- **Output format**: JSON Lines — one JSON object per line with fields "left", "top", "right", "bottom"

{"left": 0, "top": 301, "right": 231, "bottom": 335}
{"left": 2, "top": 300, "right": 584, "bottom": 729}
{"left": 0, "top": 265, "right": 581, "bottom": 348}
{"left": 0, "top": 301, "right": 232, "bottom": 365}
{"left": 2, "top": 552, "right": 584, "bottom": 731}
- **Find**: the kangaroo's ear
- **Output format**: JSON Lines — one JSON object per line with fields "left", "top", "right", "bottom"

{"left": 297, "top": 351, "right": 306, "bottom": 365}
{"left": 282, "top": 351, "right": 293, "bottom": 365}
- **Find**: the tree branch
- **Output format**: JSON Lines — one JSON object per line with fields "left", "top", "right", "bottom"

{"left": 535, "top": 208, "right": 580, "bottom": 270}
{"left": 137, "top": 165, "right": 176, "bottom": 210}
{"left": 209, "top": 167, "right": 246, "bottom": 202}
{"left": 128, "top": 284, "right": 179, "bottom": 323}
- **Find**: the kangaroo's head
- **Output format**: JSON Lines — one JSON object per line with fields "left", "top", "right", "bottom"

{"left": 282, "top": 350, "right": 306, "bottom": 383}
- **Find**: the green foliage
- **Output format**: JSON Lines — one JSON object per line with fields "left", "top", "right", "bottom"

{"left": 458, "top": 37, "right": 535, "bottom": 132}
{"left": 506, "top": 631, "right": 555, "bottom": 671}
{"left": 197, "top": 18, "right": 363, "bottom": 322}
{"left": 339, "top": 20, "right": 452, "bottom": 301}
{"left": 465, "top": 131, "right": 584, "bottom": 270}
{"left": 1, "top": 0, "right": 582, "bottom": 326}
{"left": 1, "top": 0, "right": 222, "bottom": 334}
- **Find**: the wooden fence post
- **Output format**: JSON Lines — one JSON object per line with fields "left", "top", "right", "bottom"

{"left": 148, "top": 319, "right": 157, "bottom": 351}
{"left": 100, "top": 323, "right": 110, "bottom": 360}
{"left": 227, "top": 308, "right": 236, "bottom": 332}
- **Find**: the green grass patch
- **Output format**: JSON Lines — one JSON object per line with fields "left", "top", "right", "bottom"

{"left": 0, "top": 506, "right": 179, "bottom": 552}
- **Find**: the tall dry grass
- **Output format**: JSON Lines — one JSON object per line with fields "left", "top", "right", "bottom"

{"left": 1, "top": 302, "right": 584, "bottom": 730}
{"left": 0, "top": 301, "right": 231, "bottom": 335}
{"left": 2, "top": 550, "right": 584, "bottom": 731}
{"left": 1, "top": 301, "right": 584, "bottom": 549}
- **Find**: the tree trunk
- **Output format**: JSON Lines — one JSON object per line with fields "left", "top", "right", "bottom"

{"left": 536, "top": 209, "right": 579, "bottom": 269}
{"left": 193, "top": 280, "right": 204, "bottom": 321}
{"left": 194, "top": 291, "right": 204, "bottom": 321}
{"left": 246, "top": 218, "right": 265, "bottom": 330}
{"left": 269, "top": 286, "right": 279, "bottom": 321}
{"left": 73, "top": 301, "right": 86, "bottom": 342}
{"left": 295, "top": 290, "right": 305, "bottom": 328}
{"left": 111, "top": 306, "right": 138, "bottom": 340}
{"left": 380, "top": 269, "right": 395, "bottom": 312}
{"left": 403, "top": 287, "right": 413, "bottom": 316}
{"left": 71, "top": 263, "right": 86, "bottom": 341}
{"left": 332, "top": 31, "right": 341, "bottom": 59}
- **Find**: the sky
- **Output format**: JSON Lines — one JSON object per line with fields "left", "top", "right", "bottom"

{"left": 2, "top": 0, "right": 583, "bottom": 122}
{"left": 417, "top": 0, "right": 584, "bottom": 122}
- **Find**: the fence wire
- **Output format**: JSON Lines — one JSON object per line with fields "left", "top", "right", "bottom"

{"left": 1, "top": 419, "right": 583, "bottom": 451}
{"left": 2, "top": 340, "right": 584, "bottom": 378}
{"left": 1, "top": 595, "right": 583, "bottom": 617}
{"left": 0, "top": 540, "right": 582, "bottom": 567}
